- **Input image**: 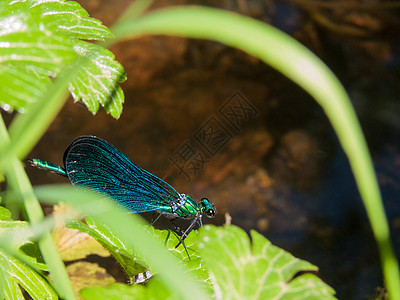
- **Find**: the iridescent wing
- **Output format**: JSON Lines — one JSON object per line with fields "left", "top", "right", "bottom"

{"left": 63, "top": 136, "right": 181, "bottom": 213}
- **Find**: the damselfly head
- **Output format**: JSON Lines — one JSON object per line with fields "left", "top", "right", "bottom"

{"left": 200, "top": 198, "right": 215, "bottom": 218}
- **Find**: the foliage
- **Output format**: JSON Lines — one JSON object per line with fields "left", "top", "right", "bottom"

{"left": 0, "top": 0, "right": 397, "bottom": 299}
{"left": 0, "top": 206, "right": 57, "bottom": 299}
{"left": 0, "top": 0, "right": 126, "bottom": 118}
{"left": 197, "top": 225, "right": 335, "bottom": 299}
{"left": 66, "top": 217, "right": 335, "bottom": 299}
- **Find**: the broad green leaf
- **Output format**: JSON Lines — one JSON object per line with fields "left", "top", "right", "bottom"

{"left": 0, "top": 218, "right": 31, "bottom": 249}
{"left": 151, "top": 227, "right": 213, "bottom": 292}
{"left": 0, "top": 249, "right": 58, "bottom": 300}
{"left": 281, "top": 273, "right": 338, "bottom": 300}
{"left": 0, "top": 257, "right": 25, "bottom": 300}
{"left": 0, "top": 32, "right": 77, "bottom": 75}
{"left": 0, "top": 206, "right": 47, "bottom": 270}
{"left": 0, "top": 0, "right": 125, "bottom": 117}
{"left": 0, "top": 205, "right": 13, "bottom": 221}
{"left": 32, "top": 0, "right": 113, "bottom": 41}
{"left": 0, "top": 206, "right": 57, "bottom": 299}
{"left": 197, "top": 225, "right": 336, "bottom": 299}
{"left": 69, "top": 41, "right": 126, "bottom": 119}
{"left": 150, "top": 225, "right": 199, "bottom": 260}
{"left": 0, "top": 65, "right": 52, "bottom": 112}
{"left": 0, "top": 1, "right": 77, "bottom": 74}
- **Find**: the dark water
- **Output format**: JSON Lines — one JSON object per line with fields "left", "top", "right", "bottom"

{"left": 4, "top": 1, "right": 400, "bottom": 299}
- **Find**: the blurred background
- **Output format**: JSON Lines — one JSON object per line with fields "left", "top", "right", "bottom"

{"left": 3, "top": 0, "right": 400, "bottom": 298}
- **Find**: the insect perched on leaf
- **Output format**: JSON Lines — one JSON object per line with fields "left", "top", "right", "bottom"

{"left": 28, "top": 136, "right": 215, "bottom": 258}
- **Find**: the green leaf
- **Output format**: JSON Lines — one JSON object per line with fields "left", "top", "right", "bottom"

{"left": 0, "top": 207, "right": 57, "bottom": 299}
{"left": 0, "top": 1, "right": 78, "bottom": 74}
{"left": 0, "top": 0, "right": 125, "bottom": 117}
{"left": 0, "top": 65, "right": 52, "bottom": 112}
{"left": 66, "top": 217, "right": 147, "bottom": 277}
{"left": 78, "top": 224, "right": 335, "bottom": 299}
{"left": 32, "top": 0, "right": 113, "bottom": 41}
{"left": 150, "top": 226, "right": 213, "bottom": 294}
{"left": 0, "top": 215, "right": 48, "bottom": 272}
{"left": 0, "top": 218, "right": 31, "bottom": 250}
{"left": 197, "top": 225, "right": 336, "bottom": 299}
{"left": 0, "top": 205, "right": 13, "bottom": 221}
{"left": 69, "top": 41, "right": 126, "bottom": 119}
{"left": 0, "top": 249, "right": 58, "bottom": 300}
{"left": 0, "top": 256, "right": 25, "bottom": 300}
{"left": 0, "top": 31, "right": 77, "bottom": 75}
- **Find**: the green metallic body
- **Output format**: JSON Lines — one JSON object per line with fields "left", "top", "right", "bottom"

{"left": 27, "top": 158, "right": 67, "bottom": 177}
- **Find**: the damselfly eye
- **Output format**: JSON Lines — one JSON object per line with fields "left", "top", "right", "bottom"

{"left": 200, "top": 198, "right": 215, "bottom": 218}
{"left": 206, "top": 208, "right": 215, "bottom": 218}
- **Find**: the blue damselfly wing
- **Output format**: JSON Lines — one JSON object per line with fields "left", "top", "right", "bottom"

{"left": 63, "top": 136, "right": 182, "bottom": 214}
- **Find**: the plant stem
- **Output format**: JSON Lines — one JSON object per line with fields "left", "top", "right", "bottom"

{"left": 0, "top": 115, "right": 76, "bottom": 300}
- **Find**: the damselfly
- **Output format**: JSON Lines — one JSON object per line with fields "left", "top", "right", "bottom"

{"left": 28, "top": 136, "right": 215, "bottom": 258}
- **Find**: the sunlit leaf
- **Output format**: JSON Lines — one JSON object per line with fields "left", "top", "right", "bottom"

{"left": 69, "top": 41, "right": 126, "bottom": 119}
{"left": 197, "top": 225, "right": 336, "bottom": 299}
{"left": 0, "top": 31, "right": 76, "bottom": 75}
{"left": 0, "top": 205, "right": 13, "bottom": 221}
{"left": 0, "top": 0, "right": 125, "bottom": 117}
{"left": 33, "top": 0, "right": 113, "bottom": 41}
{"left": 0, "top": 251, "right": 25, "bottom": 300}
{"left": 0, "top": 207, "right": 57, "bottom": 299}
{"left": 0, "top": 218, "right": 31, "bottom": 249}
{"left": 0, "top": 65, "right": 52, "bottom": 112}
{"left": 0, "top": 249, "right": 58, "bottom": 300}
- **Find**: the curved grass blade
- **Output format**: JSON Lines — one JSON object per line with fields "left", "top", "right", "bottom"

{"left": 110, "top": 6, "right": 399, "bottom": 298}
